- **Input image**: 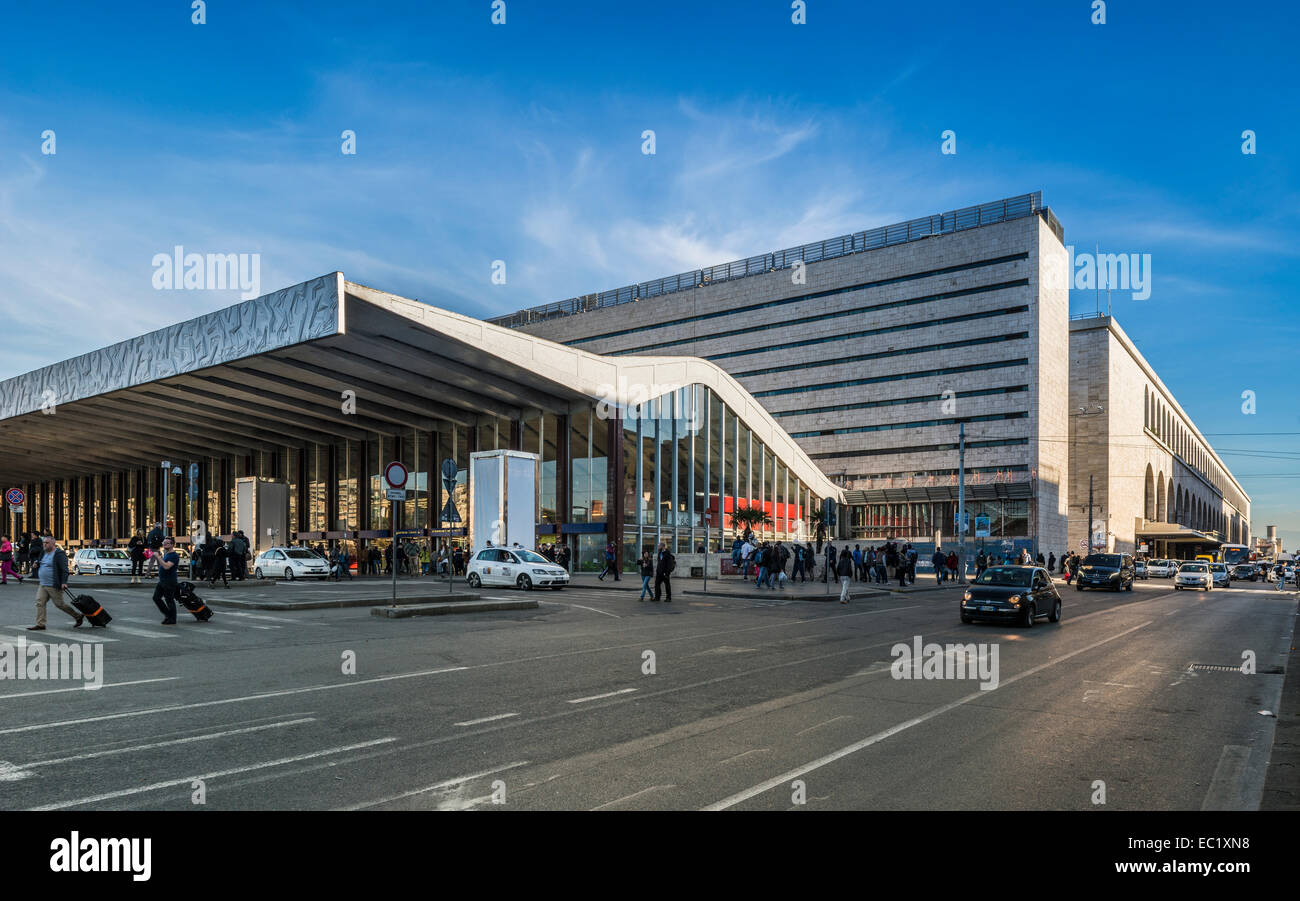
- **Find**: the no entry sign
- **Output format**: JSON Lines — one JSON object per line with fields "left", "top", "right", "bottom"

{"left": 383, "top": 461, "right": 408, "bottom": 489}
{"left": 5, "top": 488, "right": 25, "bottom": 506}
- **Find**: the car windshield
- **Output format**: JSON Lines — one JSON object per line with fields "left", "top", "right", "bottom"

{"left": 513, "top": 550, "right": 549, "bottom": 564}
{"left": 1083, "top": 554, "right": 1121, "bottom": 568}
{"left": 286, "top": 550, "right": 316, "bottom": 559}
{"left": 99, "top": 550, "right": 128, "bottom": 559}
{"left": 1180, "top": 563, "right": 1208, "bottom": 572}
{"left": 975, "top": 567, "right": 1032, "bottom": 587}
{"left": 1211, "top": 564, "right": 1226, "bottom": 572}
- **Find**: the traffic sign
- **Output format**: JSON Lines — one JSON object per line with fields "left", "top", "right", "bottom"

{"left": 5, "top": 488, "right": 25, "bottom": 506}
{"left": 1078, "top": 538, "right": 1087, "bottom": 549}
{"left": 384, "top": 461, "right": 408, "bottom": 489}
{"left": 9, "top": 506, "right": 23, "bottom": 514}
{"left": 386, "top": 487, "right": 408, "bottom": 501}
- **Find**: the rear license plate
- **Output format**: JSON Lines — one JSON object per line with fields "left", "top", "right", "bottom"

{"left": 979, "top": 605, "right": 996, "bottom": 612}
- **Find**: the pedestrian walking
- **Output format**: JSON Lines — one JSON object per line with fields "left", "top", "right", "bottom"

{"left": 638, "top": 550, "right": 654, "bottom": 601}
{"left": 653, "top": 542, "right": 675, "bottom": 603}
{"left": 27, "top": 533, "right": 44, "bottom": 574}
{"left": 27, "top": 536, "right": 82, "bottom": 630}
{"left": 932, "top": 547, "right": 947, "bottom": 585}
{"left": 152, "top": 536, "right": 180, "bottom": 624}
{"left": 14, "top": 532, "right": 29, "bottom": 578}
{"left": 209, "top": 537, "right": 230, "bottom": 588}
{"left": 838, "top": 547, "right": 854, "bottom": 604}
{"left": 598, "top": 541, "right": 619, "bottom": 581}
{"left": 128, "top": 532, "right": 146, "bottom": 584}
{"left": 0, "top": 535, "right": 24, "bottom": 585}
{"left": 824, "top": 543, "right": 836, "bottom": 584}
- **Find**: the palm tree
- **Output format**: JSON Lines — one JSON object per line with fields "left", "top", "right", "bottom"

{"left": 731, "top": 504, "right": 772, "bottom": 537}
{"left": 808, "top": 508, "right": 828, "bottom": 552}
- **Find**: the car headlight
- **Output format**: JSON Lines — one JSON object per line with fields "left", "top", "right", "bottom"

{"left": 1007, "top": 594, "right": 1021, "bottom": 606}
{"left": 962, "top": 590, "right": 972, "bottom": 601}
{"left": 533, "top": 568, "right": 548, "bottom": 574}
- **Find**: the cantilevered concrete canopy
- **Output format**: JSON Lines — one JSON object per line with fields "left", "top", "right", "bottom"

{"left": 0, "top": 273, "right": 841, "bottom": 500}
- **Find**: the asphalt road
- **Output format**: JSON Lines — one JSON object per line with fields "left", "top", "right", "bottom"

{"left": 0, "top": 576, "right": 1294, "bottom": 810}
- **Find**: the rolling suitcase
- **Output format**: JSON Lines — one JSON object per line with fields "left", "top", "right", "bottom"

{"left": 176, "top": 581, "right": 214, "bottom": 622}
{"left": 65, "top": 588, "right": 112, "bottom": 627}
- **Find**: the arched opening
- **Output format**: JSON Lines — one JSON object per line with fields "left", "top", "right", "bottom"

{"left": 1156, "top": 472, "right": 1166, "bottom": 520}
{"left": 1144, "top": 464, "right": 1155, "bottom": 521}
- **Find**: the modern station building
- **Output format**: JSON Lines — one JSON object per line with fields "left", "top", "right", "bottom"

{"left": 494, "top": 192, "right": 1073, "bottom": 559}
{"left": 0, "top": 274, "right": 839, "bottom": 573}
{"left": 1, "top": 192, "right": 1253, "bottom": 572}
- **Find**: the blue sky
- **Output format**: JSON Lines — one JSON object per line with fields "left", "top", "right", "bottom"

{"left": 1, "top": 0, "right": 1296, "bottom": 546}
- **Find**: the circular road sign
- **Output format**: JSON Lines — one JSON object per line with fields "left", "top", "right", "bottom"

{"left": 6, "top": 488, "right": 25, "bottom": 506}
{"left": 1078, "top": 538, "right": 1087, "bottom": 549}
{"left": 384, "top": 461, "right": 409, "bottom": 489}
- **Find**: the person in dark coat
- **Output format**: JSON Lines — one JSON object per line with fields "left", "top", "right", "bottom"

{"left": 209, "top": 538, "right": 229, "bottom": 588}
{"left": 837, "top": 547, "right": 854, "bottom": 604}
{"left": 653, "top": 542, "right": 675, "bottom": 603}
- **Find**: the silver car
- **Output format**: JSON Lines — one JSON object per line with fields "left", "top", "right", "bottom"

{"left": 1175, "top": 561, "right": 1212, "bottom": 591}
{"left": 253, "top": 546, "right": 332, "bottom": 581}
{"left": 71, "top": 547, "right": 133, "bottom": 575}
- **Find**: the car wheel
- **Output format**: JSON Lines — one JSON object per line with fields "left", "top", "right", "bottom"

{"left": 960, "top": 613, "right": 973, "bottom": 624}
{"left": 517, "top": 574, "right": 532, "bottom": 591}
{"left": 467, "top": 572, "right": 481, "bottom": 588}
{"left": 254, "top": 567, "right": 264, "bottom": 579}
{"left": 284, "top": 567, "right": 295, "bottom": 581}
{"left": 1022, "top": 603, "right": 1035, "bottom": 628}
{"left": 1049, "top": 599, "right": 1062, "bottom": 623}
{"left": 1175, "top": 585, "right": 1181, "bottom": 590}
{"left": 94, "top": 566, "right": 102, "bottom": 575}
{"left": 1126, "top": 580, "right": 1133, "bottom": 592}
{"left": 1076, "top": 584, "right": 1083, "bottom": 592}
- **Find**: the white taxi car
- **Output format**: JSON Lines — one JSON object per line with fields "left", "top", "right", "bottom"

{"left": 1146, "top": 560, "right": 1175, "bottom": 578}
{"left": 1174, "top": 561, "right": 1212, "bottom": 591}
{"left": 71, "top": 547, "right": 133, "bottom": 575}
{"left": 253, "top": 546, "right": 331, "bottom": 581}
{"left": 466, "top": 547, "right": 569, "bottom": 591}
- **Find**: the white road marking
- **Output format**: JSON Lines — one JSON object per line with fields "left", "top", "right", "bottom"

{"left": 0, "top": 678, "right": 178, "bottom": 702}
{"left": 0, "top": 628, "right": 116, "bottom": 644}
{"left": 1201, "top": 745, "right": 1254, "bottom": 810}
{"left": 337, "top": 760, "right": 529, "bottom": 810}
{"left": 720, "top": 748, "right": 769, "bottom": 765}
{"left": 120, "top": 616, "right": 234, "bottom": 634}
{"left": 95, "top": 623, "right": 179, "bottom": 640}
{"left": 31, "top": 737, "right": 399, "bottom": 810}
{"left": 539, "top": 601, "right": 621, "bottom": 619}
{"left": 453, "top": 713, "right": 519, "bottom": 727}
{"left": 591, "top": 784, "right": 676, "bottom": 810}
{"left": 218, "top": 611, "right": 323, "bottom": 626}
{"left": 795, "top": 715, "right": 852, "bottom": 736}
{"left": 704, "top": 621, "right": 1153, "bottom": 810}
{"left": 567, "top": 688, "right": 637, "bottom": 704}
{"left": 0, "top": 666, "right": 469, "bottom": 736}
{"left": 23, "top": 718, "right": 317, "bottom": 768}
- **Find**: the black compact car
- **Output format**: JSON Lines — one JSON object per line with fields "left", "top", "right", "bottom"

{"left": 1075, "top": 553, "right": 1135, "bottom": 592}
{"left": 1232, "top": 563, "right": 1256, "bottom": 581}
{"left": 961, "top": 566, "right": 1062, "bottom": 627}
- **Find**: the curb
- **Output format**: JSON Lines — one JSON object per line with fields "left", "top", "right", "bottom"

{"left": 207, "top": 593, "right": 481, "bottom": 611}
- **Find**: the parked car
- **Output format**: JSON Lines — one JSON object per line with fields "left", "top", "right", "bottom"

{"left": 466, "top": 547, "right": 569, "bottom": 590}
{"left": 1175, "top": 561, "right": 1212, "bottom": 591}
{"left": 960, "top": 566, "right": 1061, "bottom": 627}
{"left": 70, "top": 547, "right": 133, "bottom": 575}
{"left": 1134, "top": 560, "right": 1148, "bottom": 579}
{"left": 1075, "top": 553, "right": 1136, "bottom": 592}
{"left": 1146, "top": 559, "right": 1175, "bottom": 578}
{"left": 253, "top": 546, "right": 331, "bottom": 580}
{"left": 1209, "top": 562, "right": 1231, "bottom": 588}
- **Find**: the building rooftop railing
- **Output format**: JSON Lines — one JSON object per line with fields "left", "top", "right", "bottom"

{"left": 489, "top": 191, "right": 1047, "bottom": 329}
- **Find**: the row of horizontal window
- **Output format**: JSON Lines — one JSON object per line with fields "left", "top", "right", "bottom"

{"left": 605, "top": 278, "right": 1031, "bottom": 356}
{"left": 696, "top": 299, "right": 1032, "bottom": 363}
{"left": 845, "top": 464, "right": 1031, "bottom": 482}
{"left": 743, "top": 336, "right": 1030, "bottom": 382}
{"left": 564, "top": 252, "right": 1029, "bottom": 346}
{"left": 769, "top": 385, "right": 1029, "bottom": 418}
{"left": 748, "top": 353, "right": 1029, "bottom": 395}
{"left": 789, "top": 411, "right": 1029, "bottom": 439}
{"left": 810, "top": 437, "right": 1030, "bottom": 460}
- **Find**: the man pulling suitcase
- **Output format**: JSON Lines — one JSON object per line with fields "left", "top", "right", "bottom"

{"left": 152, "top": 536, "right": 181, "bottom": 625}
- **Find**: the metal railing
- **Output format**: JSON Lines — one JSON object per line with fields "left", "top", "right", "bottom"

{"left": 489, "top": 192, "right": 1046, "bottom": 329}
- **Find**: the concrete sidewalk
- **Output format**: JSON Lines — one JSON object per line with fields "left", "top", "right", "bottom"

{"left": 564, "top": 570, "right": 965, "bottom": 602}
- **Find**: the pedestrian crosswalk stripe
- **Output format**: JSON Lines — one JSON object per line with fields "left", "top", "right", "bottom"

{"left": 120, "top": 616, "right": 234, "bottom": 635}
{"left": 94, "top": 623, "right": 179, "bottom": 640}
{"left": 0, "top": 627, "right": 116, "bottom": 644}
{"left": 218, "top": 611, "right": 314, "bottom": 625}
